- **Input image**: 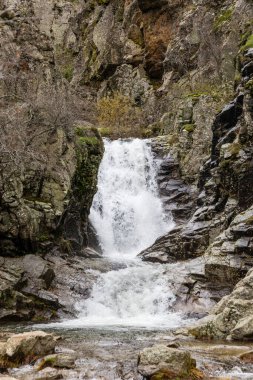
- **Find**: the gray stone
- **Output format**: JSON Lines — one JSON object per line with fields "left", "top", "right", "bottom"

{"left": 137, "top": 345, "right": 196, "bottom": 377}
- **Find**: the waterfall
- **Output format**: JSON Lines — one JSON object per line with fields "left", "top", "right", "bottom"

{"left": 46, "top": 139, "right": 183, "bottom": 329}
{"left": 89, "top": 139, "right": 172, "bottom": 258}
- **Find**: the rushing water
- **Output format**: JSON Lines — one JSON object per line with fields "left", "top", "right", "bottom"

{"left": 47, "top": 138, "right": 183, "bottom": 329}
{"left": 90, "top": 138, "right": 171, "bottom": 258}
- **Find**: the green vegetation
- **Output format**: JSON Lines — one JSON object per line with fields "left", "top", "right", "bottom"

{"left": 78, "top": 136, "right": 100, "bottom": 146}
{"left": 213, "top": 7, "right": 234, "bottom": 32}
{"left": 55, "top": 46, "right": 75, "bottom": 82}
{"left": 185, "top": 81, "right": 234, "bottom": 111}
{"left": 73, "top": 127, "right": 103, "bottom": 198}
{"left": 62, "top": 64, "right": 74, "bottom": 82}
{"left": 98, "top": 127, "right": 112, "bottom": 137}
{"left": 97, "top": 92, "right": 143, "bottom": 138}
{"left": 183, "top": 124, "right": 196, "bottom": 133}
{"left": 241, "top": 34, "right": 253, "bottom": 51}
{"left": 59, "top": 238, "right": 73, "bottom": 254}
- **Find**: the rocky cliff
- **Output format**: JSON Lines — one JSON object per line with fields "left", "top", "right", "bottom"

{"left": 0, "top": 0, "right": 104, "bottom": 256}
{"left": 0, "top": 0, "right": 253, "bottom": 332}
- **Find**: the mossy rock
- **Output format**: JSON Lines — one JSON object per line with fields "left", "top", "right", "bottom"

{"left": 213, "top": 6, "right": 234, "bottom": 32}
{"left": 245, "top": 78, "right": 253, "bottom": 96}
{"left": 242, "top": 34, "right": 253, "bottom": 52}
{"left": 73, "top": 126, "right": 103, "bottom": 199}
{"left": 183, "top": 124, "right": 196, "bottom": 133}
{"left": 98, "top": 127, "right": 112, "bottom": 137}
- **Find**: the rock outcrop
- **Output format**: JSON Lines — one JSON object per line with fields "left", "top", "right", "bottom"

{"left": 141, "top": 43, "right": 253, "bottom": 270}
{"left": 138, "top": 3, "right": 253, "bottom": 336}
{"left": 0, "top": 1, "right": 103, "bottom": 256}
{"left": 0, "top": 249, "right": 110, "bottom": 322}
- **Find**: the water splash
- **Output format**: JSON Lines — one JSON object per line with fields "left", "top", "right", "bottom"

{"left": 61, "top": 262, "right": 181, "bottom": 328}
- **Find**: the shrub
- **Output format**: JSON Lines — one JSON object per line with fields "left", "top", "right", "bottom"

{"left": 96, "top": 92, "right": 143, "bottom": 138}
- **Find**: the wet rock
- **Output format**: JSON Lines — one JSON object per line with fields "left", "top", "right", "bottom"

{"left": 40, "top": 268, "right": 56, "bottom": 289}
{"left": 0, "top": 331, "right": 59, "bottom": 368}
{"left": 137, "top": 344, "right": 196, "bottom": 378}
{"left": 36, "top": 353, "right": 77, "bottom": 370}
{"left": 30, "top": 368, "right": 63, "bottom": 380}
{"left": 152, "top": 147, "right": 197, "bottom": 224}
{"left": 139, "top": 222, "right": 211, "bottom": 263}
{"left": 239, "top": 350, "right": 253, "bottom": 363}
{"left": 242, "top": 61, "right": 253, "bottom": 78}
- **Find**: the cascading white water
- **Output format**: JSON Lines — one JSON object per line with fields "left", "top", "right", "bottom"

{"left": 89, "top": 139, "right": 171, "bottom": 258}
{"left": 56, "top": 139, "right": 182, "bottom": 328}
{"left": 45, "top": 139, "right": 182, "bottom": 329}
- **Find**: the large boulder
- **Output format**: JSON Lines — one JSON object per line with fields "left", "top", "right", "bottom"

{"left": 137, "top": 345, "right": 197, "bottom": 379}
{"left": 189, "top": 267, "right": 253, "bottom": 340}
{"left": 0, "top": 331, "right": 59, "bottom": 368}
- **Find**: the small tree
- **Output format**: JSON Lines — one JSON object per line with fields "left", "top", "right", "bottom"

{"left": 97, "top": 92, "right": 143, "bottom": 138}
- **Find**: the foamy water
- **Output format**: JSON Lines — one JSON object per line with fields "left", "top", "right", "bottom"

{"left": 43, "top": 139, "right": 181, "bottom": 329}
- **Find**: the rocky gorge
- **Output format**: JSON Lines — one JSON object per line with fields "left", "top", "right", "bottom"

{"left": 1, "top": 0, "right": 253, "bottom": 379}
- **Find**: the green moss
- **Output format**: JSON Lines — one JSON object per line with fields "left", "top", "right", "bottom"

{"left": 213, "top": 7, "right": 234, "bottom": 32}
{"left": 98, "top": 127, "right": 112, "bottom": 137}
{"left": 242, "top": 34, "right": 253, "bottom": 51}
{"left": 62, "top": 64, "right": 74, "bottom": 82}
{"left": 75, "top": 126, "right": 84, "bottom": 137}
{"left": 73, "top": 127, "right": 103, "bottom": 198}
{"left": 78, "top": 136, "right": 100, "bottom": 146}
{"left": 183, "top": 124, "right": 196, "bottom": 133}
